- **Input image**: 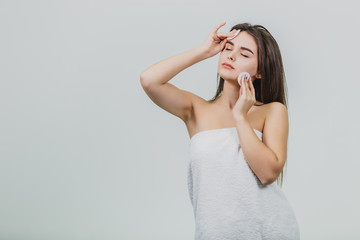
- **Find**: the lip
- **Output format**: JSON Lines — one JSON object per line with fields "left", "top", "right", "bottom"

{"left": 222, "top": 63, "right": 234, "bottom": 69}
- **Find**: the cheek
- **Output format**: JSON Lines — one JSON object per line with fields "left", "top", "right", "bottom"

{"left": 220, "top": 52, "right": 227, "bottom": 59}
{"left": 245, "top": 59, "right": 258, "bottom": 72}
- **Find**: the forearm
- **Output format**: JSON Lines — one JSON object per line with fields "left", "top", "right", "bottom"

{"left": 140, "top": 46, "right": 208, "bottom": 86}
{"left": 235, "top": 115, "right": 278, "bottom": 185}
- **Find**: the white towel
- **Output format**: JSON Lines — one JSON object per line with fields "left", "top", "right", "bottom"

{"left": 187, "top": 127, "right": 300, "bottom": 240}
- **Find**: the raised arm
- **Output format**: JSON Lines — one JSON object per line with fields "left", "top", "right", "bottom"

{"left": 140, "top": 22, "right": 237, "bottom": 122}
{"left": 140, "top": 46, "right": 208, "bottom": 122}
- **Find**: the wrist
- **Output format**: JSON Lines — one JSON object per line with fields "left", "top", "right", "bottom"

{"left": 195, "top": 45, "right": 210, "bottom": 60}
{"left": 233, "top": 113, "right": 247, "bottom": 122}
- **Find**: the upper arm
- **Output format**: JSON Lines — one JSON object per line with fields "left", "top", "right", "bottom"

{"left": 140, "top": 80, "right": 196, "bottom": 122}
{"left": 263, "top": 102, "right": 289, "bottom": 181}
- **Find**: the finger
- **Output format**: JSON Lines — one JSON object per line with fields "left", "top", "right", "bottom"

{"left": 218, "top": 29, "right": 237, "bottom": 36}
{"left": 221, "top": 38, "right": 228, "bottom": 46}
{"left": 243, "top": 75, "right": 247, "bottom": 85}
{"left": 217, "top": 31, "right": 237, "bottom": 38}
{"left": 246, "top": 79, "right": 253, "bottom": 100}
{"left": 249, "top": 78, "right": 255, "bottom": 96}
{"left": 241, "top": 77, "right": 247, "bottom": 95}
{"left": 241, "top": 79, "right": 245, "bottom": 96}
{"left": 241, "top": 75, "right": 245, "bottom": 87}
{"left": 244, "top": 77, "right": 251, "bottom": 95}
{"left": 247, "top": 78, "right": 252, "bottom": 93}
{"left": 227, "top": 29, "right": 240, "bottom": 40}
{"left": 244, "top": 77, "right": 248, "bottom": 94}
{"left": 240, "top": 77, "right": 244, "bottom": 95}
{"left": 246, "top": 76, "right": 251, "bottom": 90}
{"left": 213, "top": 22, "right": 226, "bottom": 33}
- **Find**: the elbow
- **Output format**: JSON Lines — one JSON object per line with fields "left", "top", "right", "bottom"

{"left": 140, "top": 73, "right": 150, "bottom": 88}
{"left": 140, "top": 72, "right": 146, "bottom": 84}
{"left": 261, "top": 176, "right": 276, "bottom": 186}
{"left": 260, "top": 177, "right": 273, "bottom": 186}
{"left": 261, "top": 155, "right": 282, "bottom": 185}
{"left": 140, "top": 73, "right": 159, "bottom": 89}
{"left": 260, "top": 170, "right": 277, "bottom": 186}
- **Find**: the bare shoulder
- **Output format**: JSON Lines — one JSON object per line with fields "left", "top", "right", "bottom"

{"left": 264, "top": 101, "right": 289, "bottom": 137}
{"left": 266, "top": 102, "right": 288, "bottom": 115}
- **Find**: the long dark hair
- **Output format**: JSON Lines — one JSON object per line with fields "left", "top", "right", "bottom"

{"left": 209, "top": 23, "right": 288, "bottom": 187}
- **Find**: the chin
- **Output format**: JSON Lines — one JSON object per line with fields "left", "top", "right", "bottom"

{"left": 218, "top": 71, "right": 236, "bottom": 81}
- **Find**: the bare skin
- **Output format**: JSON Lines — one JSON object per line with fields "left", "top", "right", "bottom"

{"left": 185, "top": 96, "right": 268, "bottom": 140}
{"left": 185, "top": 27, "right": 267, "bottom": 139}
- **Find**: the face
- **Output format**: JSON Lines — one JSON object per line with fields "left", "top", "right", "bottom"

{"left": 218, "top": 31, "right": 259, "bottom": 83}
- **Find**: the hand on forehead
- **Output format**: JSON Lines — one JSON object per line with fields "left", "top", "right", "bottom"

{"left": 227, "top": 29, "right": 241, "bottom": 40}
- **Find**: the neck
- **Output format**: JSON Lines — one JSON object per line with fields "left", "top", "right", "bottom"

{"left": 213, "top": 79, "right": 262, "bottom": 109}
{"left": 215, "top": 79, "right": 240, "bottom": 110}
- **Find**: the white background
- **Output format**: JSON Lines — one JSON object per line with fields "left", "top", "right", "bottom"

{"left": 1, "top": 0, "right": 359, "bottom": 239}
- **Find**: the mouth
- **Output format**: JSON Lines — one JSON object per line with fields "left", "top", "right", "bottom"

{"left": 222, "top": 63, "right": 234, "bottom": 69}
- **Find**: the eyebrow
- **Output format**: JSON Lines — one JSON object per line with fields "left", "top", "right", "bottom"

{"left": 226, "top": 40, "right": 254, "bottom": 55}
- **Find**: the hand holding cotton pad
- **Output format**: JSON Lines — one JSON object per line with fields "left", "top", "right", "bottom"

{"left": 227, "top": 29, "right": 241, "bottom": 40}
{"left": 238, "top": 72, "right": 251, "bottom": 86}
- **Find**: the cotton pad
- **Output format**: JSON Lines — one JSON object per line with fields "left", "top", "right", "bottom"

{"left": 238, "top": 72, "right": 251, "bottom": 86}
{"left": 227, "top": 29, "right": 241, "bottom": 40}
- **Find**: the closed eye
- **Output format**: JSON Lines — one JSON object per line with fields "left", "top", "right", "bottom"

{"left": 225, "top": 48, "right": 249, "bottom": 58}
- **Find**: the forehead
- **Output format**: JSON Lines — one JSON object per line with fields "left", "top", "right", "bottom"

{"left": 227, "top": 31, "right": 257, "bottom": 54}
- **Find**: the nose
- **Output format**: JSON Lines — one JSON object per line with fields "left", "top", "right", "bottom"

{"left": 228, "top": 52, "right": 235, "bottom": 61}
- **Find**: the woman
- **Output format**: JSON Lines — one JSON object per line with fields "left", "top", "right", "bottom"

{"left": 140, "top": 21, "right": 300, "bottom": 240}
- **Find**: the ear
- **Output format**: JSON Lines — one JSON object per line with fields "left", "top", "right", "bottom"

{"left": 255, "top": 73, "right": 262, "bottom": 79}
